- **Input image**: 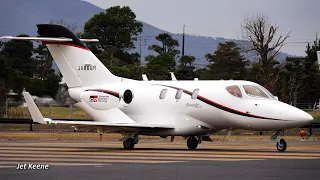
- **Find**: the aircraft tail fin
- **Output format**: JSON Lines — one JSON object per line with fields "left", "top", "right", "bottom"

{"left": 1, "top": 24, "right": 120, "bottom": 88}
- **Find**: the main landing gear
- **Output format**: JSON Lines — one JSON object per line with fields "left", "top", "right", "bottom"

{"left": 123, "top": 134, "right": 139, "bottom": 150}
{"left": 271, "top": 131, "right": 287, "bottom": 152}
{"left": 187, "top": 136, "right": 200, "bottom": 150}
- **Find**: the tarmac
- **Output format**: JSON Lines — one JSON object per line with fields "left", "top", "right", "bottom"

{"left": 0, "top": 140, "right": 319, "bottom": 180}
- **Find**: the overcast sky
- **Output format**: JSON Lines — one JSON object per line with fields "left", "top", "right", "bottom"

{"left": 85, "top": 0, "right": 320, "bottom": 56}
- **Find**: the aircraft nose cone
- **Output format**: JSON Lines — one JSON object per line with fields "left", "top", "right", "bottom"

{"left": 295, "top": 109, "right": 313, "bottom": 124}
{"left": 303, "top": 112, "right": 314, "bottom": 124}
{"left": 286, "top": 107, "right": 313, "bottom": 128}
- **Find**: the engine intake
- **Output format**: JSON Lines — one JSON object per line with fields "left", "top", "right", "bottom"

{"left": 123, "top": 89, "right": 133, "bottom": 104}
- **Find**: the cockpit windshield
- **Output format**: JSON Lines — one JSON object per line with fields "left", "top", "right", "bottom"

{"left": 243, "top": 85, "right": 269, "bottom": 98}
{"left": 226, "top": 85, "right": 242, "bottom": 98}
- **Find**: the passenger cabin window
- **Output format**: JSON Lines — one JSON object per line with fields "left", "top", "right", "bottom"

{"left": 159, "top": 89, "right": 168, "bottom": 99}
{"left": 191, "top": 89, "right": 199, "bottom": 99}
{"left": 175, "top": 89, "right": 183, "bottom": 99}
{"left": 226, "top": 85, "right": 242, "bottom": 98}
{"left": 243, "top": 85, "right": 269, "bottom": 98}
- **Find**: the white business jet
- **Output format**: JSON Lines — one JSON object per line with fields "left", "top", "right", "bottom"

{"left": 1, "top": 24, "right": 313, "bottom": 151}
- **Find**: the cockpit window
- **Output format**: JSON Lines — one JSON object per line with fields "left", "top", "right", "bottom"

{"left": 226, "top": 85, "right": 242, "bottom": 98}
{"left": 243, "top": 85, "right": 269, "bottom": 98}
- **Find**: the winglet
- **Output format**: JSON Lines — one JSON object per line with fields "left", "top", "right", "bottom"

{"left": 170, "top": 72, "right": 177, "bottom": 81}
{"left": 23, "top": 92, "right": 52, "bottom": 124}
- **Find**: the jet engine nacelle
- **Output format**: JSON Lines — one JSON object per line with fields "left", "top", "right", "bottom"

{"left": 80, "top": 88, "right": 133, "bottom": 110}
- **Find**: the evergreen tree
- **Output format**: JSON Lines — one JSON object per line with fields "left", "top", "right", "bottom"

{"left": 300, "top": 41, "right": 320, "bottom": 105}
{"left": 205, "top": 41, "right": 249, "bottom": 80}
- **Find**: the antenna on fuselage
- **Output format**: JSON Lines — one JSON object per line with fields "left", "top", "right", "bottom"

{"left": 169, "top": 72, "right": 177, "bottom": 81}
{"left": 142, "top": 74, "right": 148, "bottom": 81}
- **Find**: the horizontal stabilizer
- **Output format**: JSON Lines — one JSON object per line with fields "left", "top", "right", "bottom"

{"left": 0, "top": 36, "right": 99, "bottom": 42}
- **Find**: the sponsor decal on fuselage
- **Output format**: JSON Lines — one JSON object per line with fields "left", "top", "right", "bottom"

{"left": 89, "top": 95, "right": 109, "bottom": 103}
{"left": 78, "top": 64, "right": 96, "bottom": 71}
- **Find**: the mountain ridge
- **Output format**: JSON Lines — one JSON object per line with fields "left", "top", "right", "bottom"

{"left": 0, "top": 0, "right": 292, "bottom": 67}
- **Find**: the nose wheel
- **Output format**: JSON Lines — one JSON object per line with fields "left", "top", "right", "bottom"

{"left": 187, "top": 136, "right": 199, "bottom": 150}
{"left": 276, "top": 139, "right": 287, "bottom": 152}
{"left": 271, "top": 131, "right": 287, "bottom": 152}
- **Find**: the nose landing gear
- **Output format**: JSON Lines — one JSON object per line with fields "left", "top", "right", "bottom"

{"left": 271, "top": 131, "right": 287, "bottom": 152}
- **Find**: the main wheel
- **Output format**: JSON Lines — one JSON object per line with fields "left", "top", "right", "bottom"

{"left": 187, "top": 136, "right": 199, "bottom": 150}
{"left": 276, "top": 139, "right": 287, "bottom": 152}
{"left": 123, "top": 137, "right": 135, "bottom": 150}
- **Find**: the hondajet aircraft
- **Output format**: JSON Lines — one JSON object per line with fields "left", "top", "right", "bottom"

{"left": 1, "top": 24, "right": 313, "bottom": 151}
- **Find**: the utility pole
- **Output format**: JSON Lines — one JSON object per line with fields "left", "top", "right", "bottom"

{"left": 182, "top": 25, "right": 185, "bottom": 57}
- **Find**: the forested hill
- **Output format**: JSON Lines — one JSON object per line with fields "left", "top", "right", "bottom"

{"left": 0, "top": 0, "right": 291, "bottom": 67}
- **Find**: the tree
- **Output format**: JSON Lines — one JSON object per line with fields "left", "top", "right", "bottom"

{"left": 205, "top": 41, "right": 249, "bottom": 80}
{"left": 2, "top": 34, "right": 34, "bottom": 77}
{"left": 33, "top": 44, "right": 54, "bottom": 80}
{"left": 0, "top": 41, "right": 3, "bottom": 51}
{"left": 83, "top": 6, "right": 143, "bottom": 64}
{"left": 175, "top": 55, "right": 196, "bottom": 80}
{"left": 300, "top": 41, "right": 320, "bottom": 105}
{"left": 0, "top": 54, "right": 12, "bottom": 102}
{"left": 145, "top": 53, "right": 176, "bottom": 80}
{"left": 108, "top": 64, "right": 145, "bottom": 80}
{"left": 43, "top": 74, "right": 61, "bottom": 98}
{"left": 276, "top": 57, "right": 304, "bottom": 104}
{"left": 179, "top": 55, "right": 195, "bottom": 67}
{"left": 148, "top": 33, "right": 180, "bottom": 56}
{"left": 145, "top": 33, "right": 180, "bottom": 80}
{"left": 242, "top": 13, "right": 290, "bottom": 87}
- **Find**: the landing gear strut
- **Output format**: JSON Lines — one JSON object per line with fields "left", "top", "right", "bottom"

{"left": 271, "top": 131, "right": 287, "bottom": 152}
{"left": 187, "top": 136, "right": 199, "bottom": 150}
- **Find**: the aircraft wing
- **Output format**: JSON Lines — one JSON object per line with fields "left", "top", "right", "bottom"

{"left": 43, "top": 120, "right": 173, "bottom": 129}
{"left": 23, "top": 92, "right": 174, "bottom": 132}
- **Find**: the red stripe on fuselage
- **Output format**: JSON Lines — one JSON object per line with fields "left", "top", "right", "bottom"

{"left": 85, "top": 89, "right": 120, "bottom": 98}
{"left": 44, "top": 41, "right": 90, "bottom": 51}
{"left": 155, "top": 84, "right": 281, "bottom": 121}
